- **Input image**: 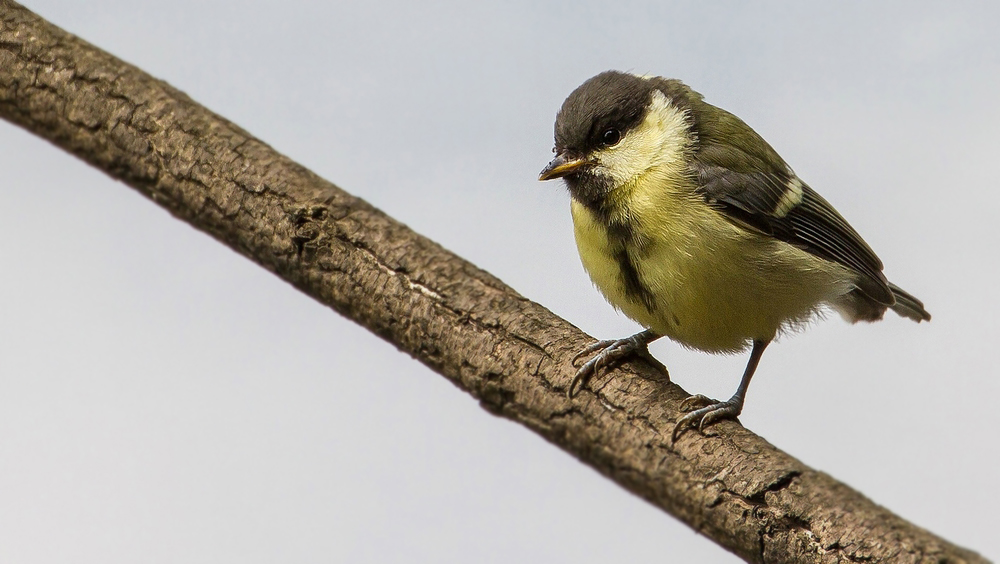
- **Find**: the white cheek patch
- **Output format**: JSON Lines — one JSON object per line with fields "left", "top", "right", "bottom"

{"left": 594, "top": 90, "right": 693, "bottom": 188}
{"left": 773, "top": 176, "right": 805, "bottom": 217}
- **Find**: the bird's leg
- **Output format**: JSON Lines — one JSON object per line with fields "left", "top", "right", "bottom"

{"left": 672, "top": 339, "right": 770, "bottom": 442}
{"left": 568, "top": 329, "right": 664, "bottom": 397}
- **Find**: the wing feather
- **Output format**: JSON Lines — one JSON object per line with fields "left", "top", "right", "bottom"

{"left": 689, "top": 116, "right": 893, "bottom": 305}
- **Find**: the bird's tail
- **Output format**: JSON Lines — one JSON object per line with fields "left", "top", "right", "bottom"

{"left": 888, "top": 282, "right": 931, "bottom": 322}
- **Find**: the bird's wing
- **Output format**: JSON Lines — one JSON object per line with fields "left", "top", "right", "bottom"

{"left": 691, "top": 129, "right": 894, "bottom": 305}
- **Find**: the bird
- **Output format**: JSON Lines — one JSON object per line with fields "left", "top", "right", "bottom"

{"left": 538, "top": 71, "right": 930, "bottom": 442}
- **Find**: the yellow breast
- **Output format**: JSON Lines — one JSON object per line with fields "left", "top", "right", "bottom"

{"left": 571, "top": 189, "right": 853, "bottom": 353}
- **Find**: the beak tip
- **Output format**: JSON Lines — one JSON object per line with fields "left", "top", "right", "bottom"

{"left": 539, "top": 153, "right": 585, "bottom": 182}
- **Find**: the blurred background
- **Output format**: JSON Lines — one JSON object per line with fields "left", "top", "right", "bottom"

{"left": 2, "top": 1, "right": 997, "bottom": 562}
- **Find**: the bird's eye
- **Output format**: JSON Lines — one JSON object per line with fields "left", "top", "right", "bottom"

{"left": 601, "top": 128, "right": 622, "bottom": 146}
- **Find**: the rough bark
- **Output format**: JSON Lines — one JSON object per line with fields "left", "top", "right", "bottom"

{"left": 0, "top": 2, "right": 987, "bottom": 563}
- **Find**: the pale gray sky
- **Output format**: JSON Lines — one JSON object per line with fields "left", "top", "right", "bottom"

{"left": 2, "top": 1, "right": 998, "bottom": 562}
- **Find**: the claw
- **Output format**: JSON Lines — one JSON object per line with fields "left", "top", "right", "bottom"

{"left": 567, "top": 329, "right": 661, "bottom": 398}
{"left": 568, "top": 339, "right": 632, "bottom": 397}
{"left": 571, "top": 339, "right": 619, "bottom": 365}
{"left": 671, "top": 399, "right": 742, "bottom": 443}
{"left": 678, "top": 394, "right": 715, "bottom": 412}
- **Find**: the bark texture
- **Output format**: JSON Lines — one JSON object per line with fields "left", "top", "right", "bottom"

{"left": 0, "top": 2, "right": 987, "bottom": 563}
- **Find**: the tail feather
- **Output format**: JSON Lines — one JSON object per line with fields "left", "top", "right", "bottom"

{"left": 888, "top": 282, "right": 931, "bottom": 322}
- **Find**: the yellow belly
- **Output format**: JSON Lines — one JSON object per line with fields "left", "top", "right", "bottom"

{"left": 570, "top": 197, "right": 853, "bottom": 353}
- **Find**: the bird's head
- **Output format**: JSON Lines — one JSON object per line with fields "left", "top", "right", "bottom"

{"left": 539, "top": 71, "right": 695, "bottom": 208}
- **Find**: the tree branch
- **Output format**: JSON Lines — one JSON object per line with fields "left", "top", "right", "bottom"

{"left": 0, "top": 2, "right": 986, "bottom": 563}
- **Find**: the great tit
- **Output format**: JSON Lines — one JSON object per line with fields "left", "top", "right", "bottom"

{"left": 539, "top": 71, "right": 930, "bottom": 441}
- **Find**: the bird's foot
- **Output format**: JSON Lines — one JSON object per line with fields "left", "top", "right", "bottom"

{"left": 568, "top": 332, "right": 663, "bottom": 397}
{"left": 671, "top": 395, "right": 742, "bottom": 442}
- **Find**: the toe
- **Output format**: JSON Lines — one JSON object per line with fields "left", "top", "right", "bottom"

{"left": 698, "top": 403, "right": 740, "bottom": 430}
{"left": 672, "top": 400, "right": 743, "bottom": 442}
{"left": 568, "top": 353, "right": 609, "bottom": 397}
{"left": 572, "top": 339, "right": 616, "bottom": 364}
{"left": 671, "top": 410, "right": 703, "bottom": 442}
{"left": 568, "top": 334, "right": 662, "bottom": 398}
{"left": 679, "top": 394, "right": 715, "bottom": 412}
